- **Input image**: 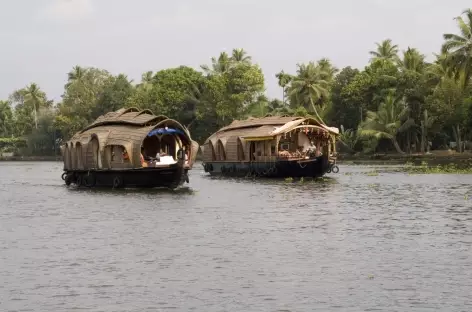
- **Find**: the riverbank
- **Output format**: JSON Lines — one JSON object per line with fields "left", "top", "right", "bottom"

{"left": 338, "top": 151, "right": 472, "bottom": 166}
{"left": 0, "top": 156, "right": 62, "bottom": 161}
{"left": 2, "top": 151, "right": 472, "bottom": 165}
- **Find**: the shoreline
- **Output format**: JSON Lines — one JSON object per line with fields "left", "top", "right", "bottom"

{"left": 1, "top": 152, "right": 472, "bottom": 164}
{"left": 337, "top": 152, "right": 472, "bottom": 166}
{"left": 0, "top": 156, "right": 62, "bottom": 161}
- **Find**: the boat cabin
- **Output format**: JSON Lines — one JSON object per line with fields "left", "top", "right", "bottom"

{"left": 61, "top": 108, "right": 199, "bottom": 171}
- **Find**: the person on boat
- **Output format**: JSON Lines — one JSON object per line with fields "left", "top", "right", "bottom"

{"left": 123, "top": 149, "right": 129, "bottom": 161}
{"left": 155, "top": 149, "right": 167, "bottom": 162}
{"left": 307, "top": 141, "right": 317, "bottom": 157}
{"left": 140, "top": 152, "right": 146, "bottom": 167}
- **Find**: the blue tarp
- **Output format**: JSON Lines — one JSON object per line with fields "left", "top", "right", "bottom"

{"left": 147, "top": 128, "right": 185, "bottom": 137}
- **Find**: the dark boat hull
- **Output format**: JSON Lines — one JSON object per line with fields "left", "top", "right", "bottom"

{"left": 203, "top": 156, "right": 337, "bottom": 178}
{"left": 62, "top": 166, "right": 189, "bottom": 189}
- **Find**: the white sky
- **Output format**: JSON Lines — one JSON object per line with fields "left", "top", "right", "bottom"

{"left": 0, "top": 0, "right": 470, "bottom": 102}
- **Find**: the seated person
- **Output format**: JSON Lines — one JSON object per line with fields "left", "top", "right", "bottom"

{"left": 122, "top": 150, "right": 129, "bottom": 161}
{"left": 140, "top": 152, "right": 145, "bottom": 166}
{"left": 155, "top": 150, "right": 168, "bottom": 162}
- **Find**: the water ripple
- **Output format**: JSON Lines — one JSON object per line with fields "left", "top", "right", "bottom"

{"left": 0, "top": 162, "right": 471, "bottom": 311}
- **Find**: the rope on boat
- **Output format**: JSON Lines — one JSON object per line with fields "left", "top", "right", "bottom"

{"left": 298, "top": 162, "right": 307, "bottom": 169}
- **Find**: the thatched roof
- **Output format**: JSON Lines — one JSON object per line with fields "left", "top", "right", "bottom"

{"left": 62, "top": 108, "right": 196, "bottom": 168}
{"left": 204, "top": 116, "right": 339, "bottom": 144}
{"left": 79, "top": 107, "right": 188, "bottom": 134}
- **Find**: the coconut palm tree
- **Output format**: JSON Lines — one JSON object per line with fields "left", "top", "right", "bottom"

{"left": 201, "top": 52, "right": 232, "bottom": 74}
{"left": 0, "top": 100, "right": 13, "bottom": 137}
{"left": 441, "top": 9, "right": 472, "bottom": 86}
{"left": 420, "top": 109, "right": 435, "bottom": 153}
{"left": 231, "top": 48, "right": 251, "bottom": 64}
{"left": 369, "top": 39, "right": 400, "bottom": 63}
{"left": 66, "top": 66, "right": 86, "bottom": 88}
{"left": 359, "top": 91, "right": 414, "bottom": 154}
{"left": 287, "top": 62, "right": 329, "bottom": 125}
{"left": 339, "top": 125, "right": 359, "bottom": 153}
{"left": 23, "top": 83, "right": 46, "bottom": 130}
{"left": 275, "top": 70, "right": 292, "bottom": 104}
{"left": 398, "top": 47, "right": 426, "bottom": 73}
{"left": 425, "top": 53, "right": 450, "bottom": 86}
{"left": 140, "top": 71, "right": 153, "bottom": 85}
{"left": 317, "top": 58, "right": 338, "bottom": 81}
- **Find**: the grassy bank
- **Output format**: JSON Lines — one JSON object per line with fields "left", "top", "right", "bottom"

{"left": 338, "top": 151, "right": 472, "bottom": 166}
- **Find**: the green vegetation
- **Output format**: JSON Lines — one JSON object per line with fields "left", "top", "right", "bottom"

{"left": 1, "top": 10, "right": 472, "bottom": 156}
{"left": 406, "top": 161, "right": 472, "bottom": 174}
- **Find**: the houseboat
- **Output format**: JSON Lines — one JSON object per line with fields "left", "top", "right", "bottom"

{"left": 201, "top": 116, "right": 339, "bottom": 178}
{"left": 61, "top": 107, "right": 199, "bottom": 189}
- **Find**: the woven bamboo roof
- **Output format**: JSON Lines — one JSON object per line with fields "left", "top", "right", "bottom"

{"left": 63, "top": 108, "right": 197, "bottom": 168}
{"left": 217, "top": 116, "right": 302, "bottom": 133}
{"left": 68, "top": 107, "right": 193, "bottom": 147}
{"left": 80, "top": 107, "right": 173, "bottom": 134}
{"left": 205, "top": 115, "right": 339, "bottom": 144}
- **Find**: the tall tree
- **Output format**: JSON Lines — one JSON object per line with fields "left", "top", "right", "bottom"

{"left": 359, "top": 91, "right": 414, "bottom": 154}
{"left": 23, "top": 83, "right": 47, "bottom": 129}
{"left": 369, "top": 39, "right": 400, "bottom": 63}
{"left": 201, "top": 52, "right": 232, "bottom": 74}
{"left": 287, "top": 62, "right": 330, "bottom": 124}
{"left": 0, "top": 101, "right": 13, "bottom": 137}
{"left": 231, "top": 48, "right": 251, "bottom": 64}
{"left": 441, "top": 9, "right": 472, "bottom": 87}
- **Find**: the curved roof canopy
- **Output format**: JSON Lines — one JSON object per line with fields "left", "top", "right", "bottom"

{"left": 205, "top": 116, "right": 339, "bottom": 144}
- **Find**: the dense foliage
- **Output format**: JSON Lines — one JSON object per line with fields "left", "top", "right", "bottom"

{"left": 1, "top": 10, "right": 472, "bottom": 156}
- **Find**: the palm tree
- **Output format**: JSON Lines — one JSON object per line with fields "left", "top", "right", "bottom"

{"left": 398, "top": 47, "right": 426, "bottom": 73}
{"left": 231, "top": 48, "right": 251, "bottom": 64}
{"left": 430, "top": 71, "right": 471, "bottom": 152}
{"left": 23, "top": 83, "right": 46, "bottom": 130}
{"left": 369, "top": 39, "right": 400, "bottom": 63}
{"left": 66, "top": 66, "right": 86, "bottom": 88}
{"left": 425, "top": 53, "right": 450, "bottom": 86}
{"left": 275, "top": 70, "right": 292, "bottom": 104}
{"left": 201, "top": 52, "right": 232, "bottom": 74}
{"left": 339, "top": 125, "right": 359, "bottom": 153}
{"left": 245, "top": 94, "right": 269, "bottom": 117}
{"left": 441, "top": 9, "right": 472, "bottom": 86}
{"left": 287, "top": 62, "right": 329, "bottom": 125}
{"left": 0, "top": 100, "right": 13, "bottom": 137}
{"left": 317, "top": 58, "right": 338, "bottom": 81}
{"left": 420, "top": 109, "right": 435, "bottom": 153}
{"left": 138, "top": 71, "right": 153, "bottom": 90}
{"left": 359, "top": 91, "right": 414, "bottom": 154}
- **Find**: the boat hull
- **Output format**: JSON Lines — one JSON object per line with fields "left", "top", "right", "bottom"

{"left": 203, "top": 156, "right": 336, "bottom": 178}
{"left": 62, "top": 165, "right": 189, "bottom": 189}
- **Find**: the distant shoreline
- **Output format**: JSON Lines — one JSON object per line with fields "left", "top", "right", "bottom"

{"left": 0, "top": 156, "right": 62, "bottom": 161}
{"left": 338, "top": 152, "right": 472, "bottom": 165}
{"left": 1, "top": 152, "right": 471, "bottom": 164}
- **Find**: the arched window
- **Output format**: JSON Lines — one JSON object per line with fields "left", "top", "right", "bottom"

{"left": 237, "top": 138, "right": 245, "bottom": 161}
{"left": 216, "top": 140, "right": 226, "bottom": 161}
{"left": 76, "top": 142, "right": 83, "bottom": 169}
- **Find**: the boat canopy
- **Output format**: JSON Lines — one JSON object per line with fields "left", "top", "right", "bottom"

{"left": 147, "top": 127, "right": 185, "bottom": 137}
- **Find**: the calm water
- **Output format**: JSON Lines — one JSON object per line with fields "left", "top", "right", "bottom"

{"left": 1, "top": 161, "right": 471, "bottom": 312}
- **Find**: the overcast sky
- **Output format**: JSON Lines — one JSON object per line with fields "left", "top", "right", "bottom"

{"left": 0, "top": 0, "right": 470, "bottom": 103}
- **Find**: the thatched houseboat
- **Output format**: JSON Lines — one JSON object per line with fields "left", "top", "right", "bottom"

{"left": 201, "top": 116, "right": 340, "bottom": 178}
{"left": 61, "top": 108, "right": 199, "bottom": 189}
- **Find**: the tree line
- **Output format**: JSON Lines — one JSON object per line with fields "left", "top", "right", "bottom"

{"left": 1, "top": 9, "right": 472, "bottom": 156}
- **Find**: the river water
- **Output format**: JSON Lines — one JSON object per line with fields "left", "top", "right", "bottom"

{"left": 0, "top": 161, "right": 471, "bottom": 311}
